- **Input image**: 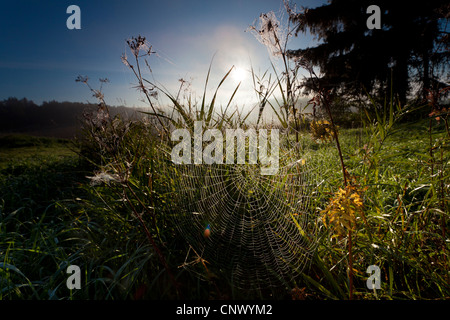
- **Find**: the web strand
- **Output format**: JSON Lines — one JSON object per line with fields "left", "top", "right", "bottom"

{"left": 160, "top": 130, "right": 319, "bottom": 290}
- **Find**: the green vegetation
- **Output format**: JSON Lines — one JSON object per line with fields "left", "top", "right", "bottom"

{"left": 0, "top": 110, "right": 448, "bottom": 299}
{"left": 304, "top": 117, "right": 449, "bottom": 299}
{"left": 0, "top": 138, "right": 83, "bottom": 299}
{"left": 1, "top": 2, "right": 448, "bottom": 300}
{"left": 0, "top": 135, "right": 74, "bottom": 170}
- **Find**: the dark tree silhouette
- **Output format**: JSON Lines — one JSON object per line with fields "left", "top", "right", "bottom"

{"left": 0, "top": 98, "right": 144, "bottom": 138}
{"left": 287, "top": 0, "right": 449, "bottom": 105}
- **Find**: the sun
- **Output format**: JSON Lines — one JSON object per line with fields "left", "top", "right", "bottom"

{"left": 232, "top": 66, "right": 247, "bottom": 83}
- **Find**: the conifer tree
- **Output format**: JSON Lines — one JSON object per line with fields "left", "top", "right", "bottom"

{"left": 288, "top": 0, "right": 449, "bottom": 105}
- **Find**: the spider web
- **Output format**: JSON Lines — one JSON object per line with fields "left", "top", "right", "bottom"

{"left": 160, "top": 128, "right": 319, "bottom": 291}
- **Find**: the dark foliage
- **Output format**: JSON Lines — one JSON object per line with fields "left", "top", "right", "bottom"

{"left": 0, "top": 97, "right": 145, "bottom": 139}
{"left": 288, "top": 0, "right": 449, "bottom": 105}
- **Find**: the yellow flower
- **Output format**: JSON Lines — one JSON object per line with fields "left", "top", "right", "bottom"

{"left": 310, "top": 120, "right": 336, "bottom": 143}
{"left": 321, "top": 184, "right": 365, "bottom": 237}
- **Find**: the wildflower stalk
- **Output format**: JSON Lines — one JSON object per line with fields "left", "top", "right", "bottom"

{"left": 322, "top": 95, "right": 348, "bottom": 187}
{"left": 322, "top": 94, "right": 352, "bottom": 298}
{"left": 301, "top": 48, "right": 353, "bottom": 299}
{"left": 248, "top": 2, "right": 302, "bottom": 141}
{"left": 250, "top": 1, "right": 356, "bottom": 298}
{"left": 122, "top": 36, "right": 169, "bottom": 137}
{"left": 272, "top": 27, "right": 299, "bottom": 142}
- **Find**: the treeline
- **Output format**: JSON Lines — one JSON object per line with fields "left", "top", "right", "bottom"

{"left": 0, "top": 98, "right": 144, "bottom": 139}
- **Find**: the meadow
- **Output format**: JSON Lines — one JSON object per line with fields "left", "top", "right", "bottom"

{"left": 0, "top": 13, "right": 448, "bottom": 300}
{"left": 0, "top": 111, "right": 448, "bottom": 299}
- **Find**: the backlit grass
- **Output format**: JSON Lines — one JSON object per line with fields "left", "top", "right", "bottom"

{"left": 0, "top": 116, "right": 448, "bottom": 300}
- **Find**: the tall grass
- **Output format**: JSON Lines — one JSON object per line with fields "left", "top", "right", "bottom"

{"left": 1, "top": 115, "right": 448, "bottom": 299}
{"left": 300, "top": 107, "right": 449, "bottom": 300}
{"left": 1, "top": 6, "right": 448, "bottom": 299}
{"left": 70, "top": 29, "right": 448, "bottom": 299}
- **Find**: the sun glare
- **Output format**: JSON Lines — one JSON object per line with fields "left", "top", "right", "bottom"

{"left": 233, "top": 66, "right": 247, "bottom": 83}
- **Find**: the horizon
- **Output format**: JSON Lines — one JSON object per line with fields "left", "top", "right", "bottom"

{"left": 0, "top": 0, "right": 324, "bottom": 120}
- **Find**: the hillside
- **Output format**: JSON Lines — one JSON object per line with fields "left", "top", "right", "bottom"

{"left": 0, "top": 97, "right": 145, "bottom": 139}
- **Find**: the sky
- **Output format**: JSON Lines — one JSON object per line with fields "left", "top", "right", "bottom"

{"left": 0, "top": 0, "right": 325, "bottom": 117}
